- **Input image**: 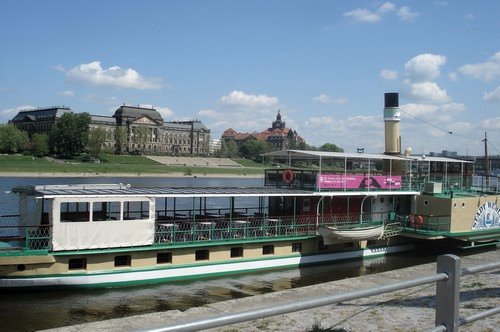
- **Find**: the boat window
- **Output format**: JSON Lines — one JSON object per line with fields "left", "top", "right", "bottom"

{"left": 303, "top": 199, "right": 311, "bottom": 212}
{"left": 114, "top": 255, "right": 131, "bottom": 267}
{"left": 292, "top": 242, "right": 302, "bottom": 253}
{"left": 230, "top": 247, "right": 243, "bottom": 258}
{"left": 69, "top": 258, "right": 87, "bottom": 270}
{"left": 157, "top": 252, "right": 172, "bottom": 264}
{"left": 461, "top": 202, "right": 466, "bottom": 208}
{"left": 423, "top": 200, "right": 429, "bottom": 206}
{"left": 262, "top": 245, "right": 274, "bottom": 255}
{"left": 123, "top": 201, "right": 150, "bottom": 220}
{"left": 453, "top": 202, "right": 457, "bottom": 208}
{"left": 60, "top": 202, "right": 90, "bottom": 222}
{"left": 195, "top": 249, "right": 209, "bottom": 261}
{"left": 92, "top": 202, "right": 121, "bottom": 221}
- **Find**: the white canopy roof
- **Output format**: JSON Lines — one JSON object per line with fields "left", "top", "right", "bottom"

{"left": 262, "top": 149, "right": 472, "bottom": 163}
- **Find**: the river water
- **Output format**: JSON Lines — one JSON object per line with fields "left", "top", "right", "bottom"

{"left": 0, "top": 176, "right": 473, "bottom": 331}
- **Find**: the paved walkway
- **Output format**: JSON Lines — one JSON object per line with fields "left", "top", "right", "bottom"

{"left": 43, "top": 248, "right": 499, "bottom": 332}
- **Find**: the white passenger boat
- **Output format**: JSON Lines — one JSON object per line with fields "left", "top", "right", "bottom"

{"left": 1, "top": 92, "right": 498, "bottom": 290}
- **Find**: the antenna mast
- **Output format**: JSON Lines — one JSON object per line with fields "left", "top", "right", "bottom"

{"left": 483, "top": 132, "right": 489, "bottom": 190}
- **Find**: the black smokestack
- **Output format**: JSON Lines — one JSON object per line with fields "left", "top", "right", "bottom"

{"left": 384, "top": 92, "right": 399, "bottom": 108}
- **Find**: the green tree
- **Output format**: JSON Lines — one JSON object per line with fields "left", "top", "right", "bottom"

{"left": 0, "top": 124, "right": 29, "bottom": 153}
{"left": 225, "top": 139, "right": 238, "bottom": 158}
{"left": 289, "top": 140, "right": 308, "bottom": 150}
{"left": 87, "top": 126, "right": 107, "bottom": 158}
{"left": 30, "top": 133, "right": 50, "bottom": 157}
{"left": 133, "top": 126, "right": 151, "bottom": 154}
{"left": 50, "top": 112, "right": 91, "bottom": 158}
{"left": 319, "top": 143, "right": 344, "bottom": 152}
{"left": 114, "top": 126, "right": 128, "bottom": 154}
{"left": 239, "top": 140, "right": 272, "bottom": 161}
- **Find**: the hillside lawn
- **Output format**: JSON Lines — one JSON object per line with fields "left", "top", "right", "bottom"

{"left": 0, "top": 154, "right": 266, "bottom": 176}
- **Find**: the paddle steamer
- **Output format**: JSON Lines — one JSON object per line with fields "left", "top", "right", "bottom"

{"left": 0, "top": 93, "right": 498, "bottom": 290}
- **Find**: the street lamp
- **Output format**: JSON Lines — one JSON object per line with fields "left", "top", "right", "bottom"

{"left": 360, "top": 194, "right": 377, "bottom": 224}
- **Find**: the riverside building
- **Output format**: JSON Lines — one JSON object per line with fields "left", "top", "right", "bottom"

{"left": 221, "top": 111, "right": 304, "bottom": 151}
{"left": 10, "top": 105, "right": 211, "bottom": 155}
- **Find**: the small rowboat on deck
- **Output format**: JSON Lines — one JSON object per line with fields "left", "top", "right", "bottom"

{"left": 318, "top": 224, "right": 385, "bottom": 245}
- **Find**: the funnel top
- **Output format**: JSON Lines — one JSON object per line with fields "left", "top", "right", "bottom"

{"left": 384, "top": 93, "right": 399, "bottom": 108}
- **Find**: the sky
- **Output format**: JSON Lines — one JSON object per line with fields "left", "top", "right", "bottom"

{"left": 1, "top": 1, "right": 499, "bottom": 156}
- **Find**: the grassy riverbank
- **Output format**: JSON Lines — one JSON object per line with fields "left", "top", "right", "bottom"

{"left": 0, "top": 155, "right": 265, "bottom": 177}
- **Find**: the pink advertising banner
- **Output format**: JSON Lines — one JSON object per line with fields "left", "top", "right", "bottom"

{"left": 317, "top": 174, "right": 402, "bottom": 189}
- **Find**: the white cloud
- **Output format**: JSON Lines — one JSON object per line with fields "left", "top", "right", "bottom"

{"left": 65, "top": 61, "right": 163, "bottom": 90}
{"left": 448, "top": 72, "right": 458, "bottom": 81}
{"left": 465, "top": 14, "right": 475, "bottom": 20}
{"left": 0, "top": 87, "right": 7, "bottom": 93}
{"left": 380, "top": 69, "right": 398, "bottom": 80}
{"left": 347, "top": 115, "right": 382, "bottom": 129}
{"left": 447, "top": 121, "right": 472, "bottom": 133}
{"left": 52, "top": 64, "right": 66, "bottom": 72}
{"left": 156, "top": 106, "right": 175, "bottom": 119}
{"left": 458, "top": 51, "right": 500, "bottom": 82}
{"left": 407, "top": 81, "right": 450, "bottom": 103}
{"left": 397, "top": 6, "right": 418, "bottom": 21}
{"left": 484, "top": 86, "right": 500, "bottom": 102}
{"left": 404, "top": 54, "right": 447, "bottom": 81}
{"left": 480, "top": 117, "right": 500, "bottom": 130}
{"left": 312, "top": 94, "right": 347, "bottom": 104}
{"left": 59, "top": 90, "right": 75, "bottom": 97}
{"left": 400, "top": 103, "right": 440, "bottom": 117}
{"left": 197, "top": 109, "right": 219, "bottom": 119}
{"left": 306, "top": 116, "right": 341, "bottom": 127}
{"left": 218, "top": 90, "right": 278, "bottom": 109}
{"left": 400, "top": 103, "right": 465, "bottom": 127}
{"left": 83, "top": 94, "right": 118, "bottom": 105}
{"left": 199, "top": 92, "right": 283, "bottom": 138}
{"left": 0, "top": 105, "right": 36, "bottom": 123}
{"left": 343, "top": 8, "right": 381, "bottom": 23}
{"left": 378, "top": 2, "right": 396, "bottom": 14}
{"left": 343, "top": 3, "right": 416, "bottom": 24}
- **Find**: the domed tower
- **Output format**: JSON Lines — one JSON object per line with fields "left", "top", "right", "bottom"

{"left": 272, "top": 110, "right": 285, "bottom": 130}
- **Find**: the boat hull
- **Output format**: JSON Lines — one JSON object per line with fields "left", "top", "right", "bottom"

{"left": 0, "top": 244, "right": 414, "bottom": 290}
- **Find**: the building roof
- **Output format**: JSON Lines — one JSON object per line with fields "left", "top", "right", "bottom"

{"left": 163, "top": 120, "right": 209, "bottom": 131}
{"left": 90, "top": 115, "right": 117, "bottom": 124}
{"left": 113, "top": 106, "right": 164, "bottom": 123}
{"left": 11, "top": 106, "right": 71, "bottom": 123}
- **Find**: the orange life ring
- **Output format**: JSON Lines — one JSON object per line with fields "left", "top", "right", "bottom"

{"left": 282, "top": 169, "right": 295, "bottom": 184}
{"left": 409, "top": 215, "right": 424, "bottom": 228}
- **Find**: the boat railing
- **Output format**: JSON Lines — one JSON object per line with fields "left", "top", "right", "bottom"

{"left": 0, "top": 214, "right": 52, "bottom": 251}
{"left": 155, "top": 208, "right": 262, "bottom": 221}
{"left": 154, "top": 212, "right": 392, "bottom": 245}
{"left": 397, "top": 214, "right": 451, "bottom": 233}
{"left": 318, "top": 212, "right": 387, "bottom": 226}
{"left": 154, "top": 214, "right": 320, "bottom": 245}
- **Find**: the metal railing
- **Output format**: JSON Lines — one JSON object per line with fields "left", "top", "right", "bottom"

{"left": 137, "top": 254, "right": 500, "bottom": 332}
{"left": 153, "top": 213, "right": 387, "bottom": 245}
